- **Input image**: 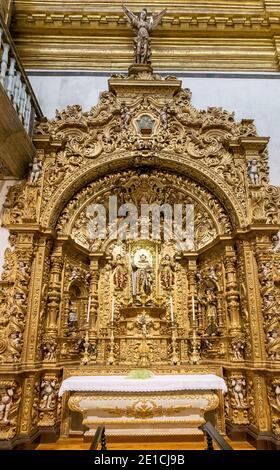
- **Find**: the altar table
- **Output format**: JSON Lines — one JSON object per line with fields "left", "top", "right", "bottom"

{"left": 59, "top": 374, "right": 227, "bottom": 437}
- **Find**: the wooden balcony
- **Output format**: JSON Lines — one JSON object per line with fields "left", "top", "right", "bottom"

{"left": 0, "top": 12, "right": 43, "bottom": 178}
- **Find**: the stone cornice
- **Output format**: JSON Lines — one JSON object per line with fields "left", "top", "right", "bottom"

{"left": 12, "top": 1, "right": 275, "bottom": 16}
{"left": 10, "top": 1, "right": 280, "bottom": 70}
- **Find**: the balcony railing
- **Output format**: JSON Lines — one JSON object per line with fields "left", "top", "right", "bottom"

{"left": 0, "top": 12, "right": 43, "bottom": 136}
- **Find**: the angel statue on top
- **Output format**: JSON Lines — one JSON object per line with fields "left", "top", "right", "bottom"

{"left": 122, "top": 5, "right": 167, "bottom": 64}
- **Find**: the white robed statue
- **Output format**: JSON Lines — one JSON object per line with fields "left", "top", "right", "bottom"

{"left": 131, "top": 249, "right": 153, "bottom": 299}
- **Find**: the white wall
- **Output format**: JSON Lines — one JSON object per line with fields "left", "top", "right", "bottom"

{"left": 28, "top": 72, "right": 280, "bottom": 187}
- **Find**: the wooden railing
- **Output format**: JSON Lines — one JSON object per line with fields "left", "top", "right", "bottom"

{"left": 89, "top": 426, "right": 107, "bottom": 450}
{"left": 0, "top": 12, "right": 43, "bottom": 135}
{"left": 200, "top": 421, "right": 233, "bottom": 451}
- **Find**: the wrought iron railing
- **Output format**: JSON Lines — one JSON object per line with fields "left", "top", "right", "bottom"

{"left": 200, "top": 421, "right": 233, "bottom": 451}
{"left": 0, "top": 12, "right": 43, "bottom": 135}
{"left": 89, "top": 425, "right": 107, "bottom": 450}
{"left": 89, "top": 422, "right": 233, "bottom": 451}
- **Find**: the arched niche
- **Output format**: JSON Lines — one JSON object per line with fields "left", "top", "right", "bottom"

{"left": 54, "top": 168, "right": 233, "bottom": 254}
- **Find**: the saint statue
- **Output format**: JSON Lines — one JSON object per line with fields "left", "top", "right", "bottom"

{"left": 131, "top": 250, "right": 153, "bottom": 299}
{"left": 112, "top": 254, "right": 128, "bottom": 290}
{"left": 68, "top": 307, "right": 78, "bottom": 331}
{"left": 122, "top": 5, "right": 167, "bottom": 64}
{"left": 159, "top": 254, "right": 175, "bottom": 289}
{"left": 204, "top": 288, "right": 219, "bottom": 336}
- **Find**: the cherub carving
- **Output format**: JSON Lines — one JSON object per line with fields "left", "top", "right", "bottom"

{"left": 40, "top": 379, "right": 57, "bottom": 409}
{"left": 248, "top": 159, "right": 259, "bottom": 185}
{"left": 231, "top": 378, "right": 246, "bottom": 408}
{"left": 0, "top": 386, "right": 14, "bottom": 423}
{"left": 29, "top": 158, "right": 43, "bottom": 184}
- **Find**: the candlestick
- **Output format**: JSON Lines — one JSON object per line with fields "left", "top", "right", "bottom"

{"left": 170, "top": 296, "right": 174, "bottom": 322}
{"left": 86, "top": 295, "right": 91, "bottom": 323}
{"left": 81, "top": 329, "right": 90, "bottom": 365}
{"left": 108, "top": 323, "right": 115, "bottom": 365}
{"left": 189, "top": 328, "right": 201, "bottom": 365}
{"left": 111, "top": 296, "right": 115, "bottom": 322}
{"left": 192, "top": 295, "right": 195, "bottom": 322}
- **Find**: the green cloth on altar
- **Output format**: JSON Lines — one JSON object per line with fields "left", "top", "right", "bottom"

{"left": 126, "top": 368, "right": 154, "bottom": 379}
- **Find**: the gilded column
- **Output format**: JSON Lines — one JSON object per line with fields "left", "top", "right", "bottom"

{"left": 224, "top": 245, "right": 241, "bottom": 335}
{"left": 18, "top": 373, "right": 39, "bottom": 438}
{"left": 186, "top": 255, "right": 198, "bottom": 327}
{"left": 19, "top": 234, "right": 53, "bottom": 440}
{"left": 237, "top": 239, "right": 266, "bottom": 362}
{"left": 236, "top": 238, "right": 270, "bottom": 434}
{"left": 88, "top": 253, "right": 102, "bottom": 336}
{"left": 22, "top": 234, "right": 53, "bottom": 364}
{"left": 46, "top": 248, "right": 63, "bottom": 335}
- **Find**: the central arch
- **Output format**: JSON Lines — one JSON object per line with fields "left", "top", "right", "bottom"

{"left": 41, "top": 151, "right": 247, "bottom": 230}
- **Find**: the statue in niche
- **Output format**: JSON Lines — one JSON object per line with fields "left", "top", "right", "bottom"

{"left": 159, "top": 254, "right": 175, "bottom": 289}
{"left": 231, "top": 339, "right": 245, "bottom": 360}
{"left": 231, "top": 378, "right": 247, "bottom": 408}
{"left": 0, "top": 386, "right": 14, "bottom": 423}
{"left": 29, "top": 157, "right": 43, "bottom": 185}
{"left": 112, "top": 254, "right": 128, "bottom": 290}
{"left": 131, "top": 249, "right": 153, "bottom": 299}
{"left": 122, "top": 5, "right": 166, "bottom": 64}
{"left": 204, "top": 288, "right": 219, "bottom": 336}
{"left": 68, "top": 306, "right": 78, "bottom": 331}
{"left": 40, "top": 379, "right": 57, "bottom": 410}
{"left": 248, "top": 159, "right": 259, "bottom": 185}
{"left": 42, "top": 341, "right": 56, "bottom": 361}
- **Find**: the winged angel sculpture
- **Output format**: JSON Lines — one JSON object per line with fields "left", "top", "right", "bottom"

{"left": 122, "top": 5, "right": 167, "bottom": 64}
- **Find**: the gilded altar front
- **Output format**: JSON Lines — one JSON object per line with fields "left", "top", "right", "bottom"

{"left": 0, "top": 61, "right": 280, "bottom": 448}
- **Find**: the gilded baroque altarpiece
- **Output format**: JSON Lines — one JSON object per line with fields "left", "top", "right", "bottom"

{"left": 0, "top": 63, "right": 280, "bottom": 447}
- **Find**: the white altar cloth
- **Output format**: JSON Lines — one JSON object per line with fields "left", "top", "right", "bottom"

{"left": 59, "top": 374, "right": 227, "bottom": 396}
